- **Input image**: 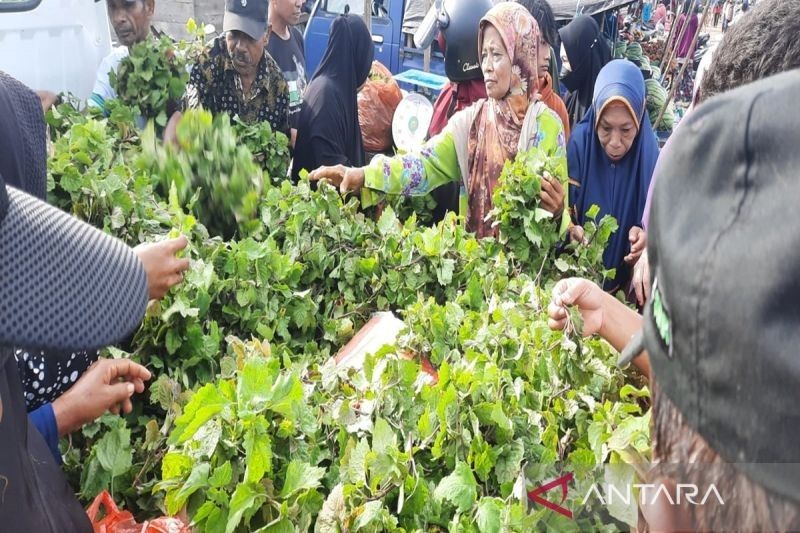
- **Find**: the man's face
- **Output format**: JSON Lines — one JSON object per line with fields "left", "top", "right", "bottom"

{"left": 225, "top": 30, "right": 267, "bottom": 77}
{"left": 272, "top": 0, "right": 303, "bottom": 27}
{"left": 107, "top": 0, "right": 154, "bottom": 47}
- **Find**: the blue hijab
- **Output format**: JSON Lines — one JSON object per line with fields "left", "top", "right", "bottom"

{"left": 568, "top": 60, "right": 659, "bottom": 290}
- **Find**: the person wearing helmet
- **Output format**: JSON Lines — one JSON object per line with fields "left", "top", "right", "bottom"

{"left": 309, "top": 3, "right": 569, "bottom": 240}
{"left": 426, "top": 0, "right": 493, "bottom": 222}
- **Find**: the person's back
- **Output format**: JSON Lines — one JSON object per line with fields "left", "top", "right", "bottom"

{"left": 292, "top": 15, "right": 374, "bottom": 180}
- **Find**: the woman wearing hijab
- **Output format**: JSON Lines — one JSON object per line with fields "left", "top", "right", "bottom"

{"left": 518, "top": 0, "right": 571, "bottom": 138}
{"left": 671, "top": 2, "right": 700, "bottom": 101}
{"left": 558, "top": 15, "right": 612, "bottom": 127}
{"left": 674, "top": 2, "right": 700, "bottom": 59}
{"left": 291, "top": 15, "right": 374, "bottom": 181}
{"left": 568, "top": 60, "right": 659, "bottom": 292}
{"left": 309, "top": 3, "right": 569, "bottom": 239}
{"left": 653, "top": 1, "right": 668, "bottom": 26}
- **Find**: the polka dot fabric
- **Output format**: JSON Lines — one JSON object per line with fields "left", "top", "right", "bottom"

{"left": 15, "top": 348, "right": 98, "bottom": 410}
{"left": 0, "top": 186, "right": 148, "bottom": 352}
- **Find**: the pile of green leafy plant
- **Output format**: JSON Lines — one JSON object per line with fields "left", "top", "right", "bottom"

{"left": 490, "top": 147, "right": 568, "bottom": 265}
{"left": 139, "top": 110, "right": 264, "bottom": 240}
{"left": 232, "top": 117, "right": 291, "bottom": 183}
{"left": 45, "top": 101, "right": 651, "bottom": 531}
{"left": 110, "top": 20, "right": 206, "bottom": 126}
{"left": 111, "top": 35, "right": 187, "bottom": 126}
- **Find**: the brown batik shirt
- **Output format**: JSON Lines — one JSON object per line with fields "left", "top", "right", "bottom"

{"left": 185, "top": 35, "right": 290, "bottom": 135}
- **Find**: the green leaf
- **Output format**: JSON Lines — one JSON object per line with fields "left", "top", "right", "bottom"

{"left": 209, "top": 462, "right": 233, "bottom": 488}
{"left": 95, "top": 425, "right": 132, "bottom": 477}
{"left": 354, "top": 501, "right": 383, "bottom": 530}
{"left": 371, "top": 417, "right": 397, "bottom": 456}
{"left": 165, "top": 462, "right": 210, "bottom": 515}
{"left": 475, "top": 497, "right": 504, "bottom": 533}
{"left": 433, "top": 461, "right": 477, "bottom": 512}
{"left": 169, "top": 384, "right": 230, "bottom": 444}
{"left": 237, "top": 355, "right": 279, "bottom": 410}
{"left": 244, "top": 417, "right": 273, "bottom": 483}
{"left": 226, "top": 482, "right": 266, "bottom": 533}
{"left": 279, "top": 459, "right": 325, "bottom": 499}
{"left": 344, "top": 438, "right": 369, "bottom": 486}
{"left": 494, "top": 441, "right": 524, "bottom": 485}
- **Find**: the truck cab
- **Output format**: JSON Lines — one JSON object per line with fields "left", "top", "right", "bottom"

{"left": 303, "top": 0, "right": 445, "bottom": 78}
{"left": 0, "top": 0, "right": 112, "bottom": 99}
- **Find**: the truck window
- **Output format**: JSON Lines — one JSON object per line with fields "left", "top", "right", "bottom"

{"left": 0, "top": 0, "right": 42, "bottom": 12}
{"left": 322, "top": 0, "right": 390, "bottom": 17}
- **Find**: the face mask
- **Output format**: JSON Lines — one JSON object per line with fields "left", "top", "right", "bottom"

{"left": 559, "top": 43, "right": 572, "bottom": 79}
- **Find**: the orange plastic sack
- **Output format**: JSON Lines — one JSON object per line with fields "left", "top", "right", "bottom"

{"left": 87, "top": 491, "right": 190, "bottom": 533}
{"left": 358, "top": 61, "right": 403, "bottom": 152}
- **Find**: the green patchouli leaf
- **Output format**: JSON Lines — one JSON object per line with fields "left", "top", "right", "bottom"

{"left": 434, "top": 461, "right": 478, "bottom": 512}
{"left": 280, "top": 459, "right": 326, "bottom": 499}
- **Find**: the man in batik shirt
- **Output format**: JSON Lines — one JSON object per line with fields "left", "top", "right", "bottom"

{"left": 185, "top": 0, "right": 290, "bottom": 135}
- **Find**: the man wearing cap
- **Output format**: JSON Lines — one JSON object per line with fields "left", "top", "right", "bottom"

{"left": 185, "top": 0, "right": 290, "bottom": 136}
{"left": 89, "top": 0, "right": 157, "bottom": 113}
{"left": 548, "top": 69, "right": 800, "bottom": 530}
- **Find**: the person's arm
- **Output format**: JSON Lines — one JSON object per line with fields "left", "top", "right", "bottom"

{"left": 360, "top": 130, "right": 463, "bottom": 208}
{"left": 548, "top": 277, "right": 650, "bottom": 378}
{"left": 274, "top": 76, "right": 291, "bottom": 138}
{"left": 184, "top": 62, "right": 209, "bottom": 112}
{"left": 308, "top": 129, "right": 462, "bottom": 208}
{"left": 28, "top": 404, "right": 61, "bottom": 464}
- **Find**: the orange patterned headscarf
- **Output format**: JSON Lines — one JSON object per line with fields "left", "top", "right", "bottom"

{"left": 467, "top": 2, "right": 541, "bottom": 238}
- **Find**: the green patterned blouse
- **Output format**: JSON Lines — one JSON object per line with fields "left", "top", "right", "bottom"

{"left": 360, "top": 101, "right": 569, "bottom": 233}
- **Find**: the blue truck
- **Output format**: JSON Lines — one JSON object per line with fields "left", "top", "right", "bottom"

{"left": 302, "top": 0, "right": 636, "bottom": 79}
{"left": 303, "top": 0, "right": 447, "bottom": 78}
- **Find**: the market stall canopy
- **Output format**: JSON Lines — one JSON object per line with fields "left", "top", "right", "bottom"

{"left": 551, "top": 0, "right": 637, "bottom": 20}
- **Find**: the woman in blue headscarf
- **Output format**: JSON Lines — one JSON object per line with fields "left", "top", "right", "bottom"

{"left": 568, "top": 60, "right": 659, "bottom": 292}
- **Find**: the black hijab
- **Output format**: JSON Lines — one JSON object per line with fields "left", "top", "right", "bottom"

{"left": 292, "top": 15, "right": 374, "bottom": 180}
{"left": 0, "top": 71, "right": 47, "bottom": 200}
{"left": 558, "top": 15, "right": 612, "bottom": 126}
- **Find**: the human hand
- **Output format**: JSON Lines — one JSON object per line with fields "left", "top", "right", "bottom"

{"left": 631, "top": 248, "right": 651, "bottom": 307}
{"left": 36, "top": 90, "right": 59, "bottom": 113}
{"left": 547, "top": 278, "right": 606, "bottom": 336}
{"left": 624, "top": 226, "right": 646, "bottom": 265}
{"left": 163, "top": 111, "right": 182, "bottom": 147}
{"left": 52, "top": 358, "right": 152, "bottom": 436}
{"left": 568, "top": 224, "right": 587, "bottom": 245}
{"left": 540, "top": 173, "right": 565, "bottom": 215}
{"left": 308, "top": 165, "right": 365, "bottom": 194}
{"left": 134, "top": 235, "right": 190, "bottom": 300}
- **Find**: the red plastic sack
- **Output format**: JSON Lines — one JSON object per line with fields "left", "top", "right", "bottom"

{"left": 358, "top": 61, "right": 403, "bottom": 152}
{"left": 87, "top": 491, "right": 190, "bottom": 533}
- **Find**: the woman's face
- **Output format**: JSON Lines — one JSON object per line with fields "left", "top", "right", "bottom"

{"left": 481, "top": 25, "right": 512, "bottom": 100}
{"left": 597, "top": 101, "right": 638, "bottom": 161}
{"left": 538, "top": 35, "right": 551, "bottom": 79}
{"left": 560, "top": 42, "right": 572, "bottom": 76}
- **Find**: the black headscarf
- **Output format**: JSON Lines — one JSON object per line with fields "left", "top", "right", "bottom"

{"left": 292, "top": 15, "right": 374, "bottom": 180}
{"left": 558, "top": 15, "right": 612, "bottom": 126}
{"left": 0, "top": 71, "right": 47, "bottom": 200}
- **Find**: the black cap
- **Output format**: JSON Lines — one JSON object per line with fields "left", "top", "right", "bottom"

{"left": 223, "top": 0, "right": 268, "bottom": 41}
{"left": 623, "top": 69, "right": 800, "bottom": 502}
